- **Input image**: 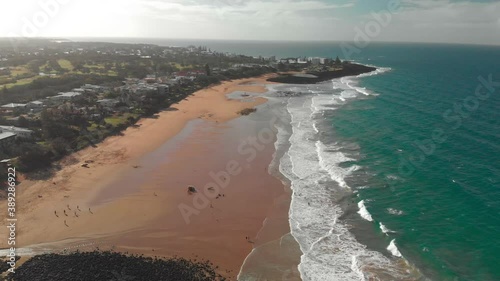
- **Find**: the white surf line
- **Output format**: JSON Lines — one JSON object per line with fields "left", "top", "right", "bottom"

{"left": 307, "top": 220, "right": 336, "bottom": 253}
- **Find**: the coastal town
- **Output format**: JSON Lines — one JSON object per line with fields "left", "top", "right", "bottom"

{"left": 2, "top": 0, "right": 498, "bottom": 280}
{"left": 0, "top": 39, "right": 346, "bottom": 177}
{"left": 0, "top": 39, "right": 368, "bottom": 281}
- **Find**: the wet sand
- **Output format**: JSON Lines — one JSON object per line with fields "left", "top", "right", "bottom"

{"left": 0, "top": 74, "right": 301, "bottom": 279}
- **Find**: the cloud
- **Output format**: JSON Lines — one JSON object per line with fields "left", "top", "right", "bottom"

{"left": 395, "top": 0, "right": 500, "bottom": 28}
{"left": 0, "top": 0, "right": 498, "bottom": 45}
{"left": 366, "top": 0, "right": 500, "bottom": 45}
{"left": 124, "top": 0, "right": 355, "bottom": 40}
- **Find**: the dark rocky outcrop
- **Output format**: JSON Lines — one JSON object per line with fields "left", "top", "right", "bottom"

{"left": 6, "top": 251, "right": 226, "bottom": 281}
{"left": 268, "top": 63, "right": 376, "bottom": 84}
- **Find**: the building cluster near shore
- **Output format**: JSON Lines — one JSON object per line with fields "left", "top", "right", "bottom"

{"left": 0, "top": 67, "right": 226, "bottom": 147}
{"left": 0, "top": 77, "right": 166, "bottom": 147}
{"left": 277, "top": 56, "right": 338, "bottom": 65}
{"left": 0, "top": 40, "right": 276, "bottom": 65}
{"left": 0, "top": 39, "right": 300, "bottom": 171}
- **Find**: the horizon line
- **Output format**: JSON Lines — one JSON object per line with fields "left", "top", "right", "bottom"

{"left": 1, "top": 36, "right": 500, "bottom": 48}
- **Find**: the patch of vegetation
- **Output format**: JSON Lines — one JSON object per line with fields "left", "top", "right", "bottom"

{"left": 57, "top": 59, "right": 74, "bottom": 71}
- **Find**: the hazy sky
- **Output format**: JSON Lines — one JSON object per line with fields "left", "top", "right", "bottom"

{"left": 1, "top": 0, "right": 499, "bottom": 45}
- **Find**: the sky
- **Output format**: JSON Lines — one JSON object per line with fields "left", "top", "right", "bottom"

{"left": 0, "top": 0, "right": 499, "bottom": 45}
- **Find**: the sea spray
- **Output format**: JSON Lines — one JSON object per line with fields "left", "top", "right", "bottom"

{"left": 272, "top": 73, "right": 416, "bottom": 280}
{"left": 387, "top": 239, "right": 403, "bottom": 258}
{"left": 379, "top": 222, "right": 395, "bottom": 235}
{"left": 357, "top": 200, "right": 373, "bottom": 222}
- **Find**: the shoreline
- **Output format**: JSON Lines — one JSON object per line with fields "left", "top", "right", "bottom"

{"left": 1, "top": 74, "right": 291, "bottom": 279}
{"left": 1, "top": 66, "right": 382, "bottom": 280}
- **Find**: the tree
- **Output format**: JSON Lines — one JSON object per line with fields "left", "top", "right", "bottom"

{"left": 18, "top": 116, "right": 29, "bottom": 127}
{"left": 50, "top": 137, "right": 70, "bottom": 157}
{"left": 15, "top": 143, "right": 52, "bottom": 172}
{"left": 335, "top": 56, "right": 342, "bottom": 65}
{"left": 205, "top": 63, "right": 211, "bottom": 76}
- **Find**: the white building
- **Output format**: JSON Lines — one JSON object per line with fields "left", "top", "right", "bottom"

{"left": 1, "top": 103, "right": 26, "bottom": 111}
{"left": 27, "top": 101, "right": 44, "bottom": 109}
{"left": 72, "top": 88, "right": 86, "bottom": 93}
{"left": 51, "top": 92, "right": 82, "bottom": 101}
{"left": 0, "top": 126, "right": 33, "bottom": 139}
{"left": 297, "top": 58, "right": 308, "bottom": 64}
{"left": 157, "top": 84, "right": 169, "bottom": 95}
{"left": 97, "top": 99, "right": 119, "bottom": 109}
{"left": 309, "top": 57, "right": 321, "bottom": 65}
{"left": 0, "top": 132, "right": 16, "bottom": 147}
{"left": 82, "top": 84, "right": 103, "bottom": 91}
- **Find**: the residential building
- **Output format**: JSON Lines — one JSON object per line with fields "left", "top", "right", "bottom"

{"left": 0, "top": 132, "right": 17, "bottom": 148}
{"left": 72, "top": 88, "right": 86, "bottom": 93}
{"left": 27, "top": 101, "right": 44, "bottom": 110}
{"left": 309, "top": 57, "right": 321, "bottom": 65}
{"left": 164, "top": 79, "right": 179, "bottom": 86}
{"left": 97, "top": 99, "right": 120, "bottom": 109}
{"left": 82, "top": 84, "right": 104, "bottom": 92}
{"left": 1, "top": 103, "right": 26, "bottom": 111}
{"left": 157, "top": 84, "right": 169, "bottom": 96}
{"left": 0, "top": 126, "right": 33, "bottom": 139}
{"left": 297, "top": 58, "right": 308, "bottom": 64}
{"left": 50, "top": 92, "right": 82, "bottom": 101}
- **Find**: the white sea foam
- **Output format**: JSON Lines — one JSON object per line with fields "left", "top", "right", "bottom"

{"left": 379, "top": 222, "right": 396, "bottom": 235}
{"left": 338, "top": 67, "right": 390, "bottom": 97}
{"left": 312, "top": 122, "right": 319, "bottom": 134}
{"left": 340, "top": 77, "right": 370, "bottom": 96}
{"left": 357, "top": 200, "right": 373, "bottom": 221}
{"left": 315, "top": 141, "right": 358, "bottom": 188}
{"left": 270, "top": 70, "right": 413, "bottom": 281}
{"left": 387, "top": 239, "right": 403, "bottom": 258}
{"left": 385, "top": 174, "right": 400, "bottom": 181}
{"left": 350, "top": 255, "right": 366, "bottom": 280}
{"left": 357, "top": 67, "right": 391, "bottom": 78}
{"left": 387, "top": 208, "right": 405, "bottom": 216}
{"left": 311, "top": 92, "right": 343, "bottom": 112}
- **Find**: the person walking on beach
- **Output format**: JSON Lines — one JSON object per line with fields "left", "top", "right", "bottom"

{"left": 54, "top": 210, "right": 58, "bottom": 217}
{"left": 64, "top": 210, "right": 68, "bottom": 216}
{"left": 64, "top": 220, "right": 68, "bottom": 227}
{"left": 89, "top": 208, "right": 93, "bottom": 214}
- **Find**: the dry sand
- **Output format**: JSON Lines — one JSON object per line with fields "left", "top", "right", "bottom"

{"left": 0, "top": 74, "right": 299, "bottom": 279}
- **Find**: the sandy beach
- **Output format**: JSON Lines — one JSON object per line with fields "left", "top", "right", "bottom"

{"left": 0, "top": 74, "right": 300, "bottom": 279}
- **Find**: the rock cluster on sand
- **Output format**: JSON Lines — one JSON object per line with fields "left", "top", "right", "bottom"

{"left": 275, "top": 91, "right": 305, "bottom": 97}
{"left": 6, "top": 251, "right": 226, "bottom": 281}
{"left": 237, "top": 108, "right": 257, "bottom": 116}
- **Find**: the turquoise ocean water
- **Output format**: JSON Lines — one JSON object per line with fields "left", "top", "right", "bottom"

{"left": 88, "top": 38, "right": 500, "bottom": 280}
{"left": 331, "top": 44, "right": 500, "bottom": 281}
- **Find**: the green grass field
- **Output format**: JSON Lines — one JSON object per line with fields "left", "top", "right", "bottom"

{"left": 57, "top": 59, "right": 74, "bottom": 71}
{"left": 174, "top": 63, "right": 194, "bottom": 70}
{"left": 9, "top": 66, "right": 31, "bottom": 76}
{"left": 104, "top": 113, "right": 139, "bottom": 126}
{"left": 5, "top": 76, "right": 39, "bottom": 88}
